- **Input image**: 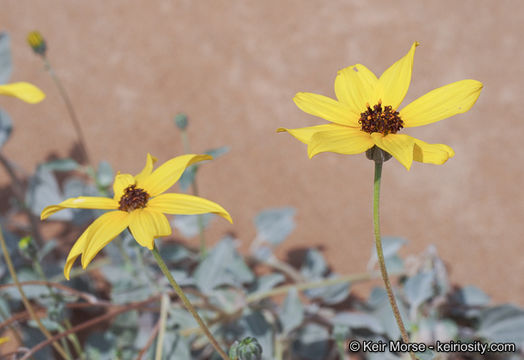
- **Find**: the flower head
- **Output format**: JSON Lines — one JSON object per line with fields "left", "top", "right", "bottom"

{"left": 278, "top": 42, "right": 483, "bottom": 170}
{"left": 41, "top": 153, "right": 232, "bottom": 279}
{"left": 27, "top": 31, "right": 47, "bottom": 56}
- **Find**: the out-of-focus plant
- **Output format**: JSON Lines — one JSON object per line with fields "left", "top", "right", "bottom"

{"left": 0, "top": 30, "right": 522, "bottom": 360}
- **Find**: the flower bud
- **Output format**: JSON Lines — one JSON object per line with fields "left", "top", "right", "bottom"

{"left": 229, "top": 337, "right": 263, "bottom": 360}
{"left": 27, "top": 31, "right": 47, "bottom": 56}
{"left": 174, "top": 113, "right": 188, "bottom": 130}
{"left": 366, "top": 145, "right": 392, "bottom": 163}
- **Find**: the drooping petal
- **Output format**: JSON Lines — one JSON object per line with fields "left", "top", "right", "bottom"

{"left": 81, "top": 211, "right": 130, "bottom": 268}
{"left": 308, "top": 127, "right": 374, "bottom": 158}
{"left": 40, "top": 197, "right": 119, "bottom": 220}
{"left": 140, "top": 154, "right": 212, "bottom": 197}
{"left": 334, "top": 64, "right": 379, "bottom": 114}
{"left": 148, "top": 193, "right": 232, "bottom": 223}
{"left": 0, "top": 82, "right": 46, "bottom": 103}
{"left": 400, "top": 79, "right": 483, "bottom": 127}
{"left": 370, "top": 133, "right": 416, "bottom": 171}
{"left": 277, "top": 124, "right": 345, "bottom": 145}
{"left": 374, "top": 42, "right": 419, "bottom": 110}
{"left": 128, "top": 209, "right": 172, "bottom": 249}
{"left": 293, "top": 92, "right": 359, "bottom": 127}
{"left": 413, "top": 138, "right": 455, "bottom": 165}
{"left": 64, "top": 230, "right": 89, "bottom": 280}
{"left": 113, "top": 173, "right": 136, "bottom": 201}
{"left": 134, "top": 153, "right": 158, "bottom": 186}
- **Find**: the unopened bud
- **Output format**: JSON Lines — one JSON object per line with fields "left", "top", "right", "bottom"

{"left": 229, "top": 337, "right": 263, "bottom": 360}
{"left": 27, "top": 31, "right": 47, "bottom": 56}
{"left": 174, "top": 113, "right": 188, "bottom": 130}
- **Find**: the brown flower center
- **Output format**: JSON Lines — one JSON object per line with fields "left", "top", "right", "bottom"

{"left": 118, "top": 185, "right": 150, "bottom": 212}
{"left": 358, "top": 101, "right": 404, "bottom": 135}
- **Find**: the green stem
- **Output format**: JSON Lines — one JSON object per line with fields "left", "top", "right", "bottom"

{"left": 151, "top": 245, "right": 230, "bottom": 360}
{"left": 43, "top": 57, "right": 92, "bottom": 167}
{"left": 373, "top": 161, "right": 416, "bottom": 360}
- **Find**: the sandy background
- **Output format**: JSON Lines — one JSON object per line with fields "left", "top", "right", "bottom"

{"left": 1, "top": 0, "right": 523, "bottom": 304}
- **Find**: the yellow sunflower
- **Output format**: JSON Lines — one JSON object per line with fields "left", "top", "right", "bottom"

{"left": 41, "top": 153, "right": 232, "bottom": 279}
{"left": 0, "top": 82, "right": 45, "bottom": 103}
{"left": 278, "top": 42, "right": 483, "bottom": 170}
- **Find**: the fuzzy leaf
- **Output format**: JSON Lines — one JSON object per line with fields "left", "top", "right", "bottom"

{"left": 476, "top": 304, "right": 524, "bottom": 343}
{"left": 404, "top": 271, "right": 435, "bottom": 309}
{"left": 331, "top": 312, "right": 384, "bottom": 334}
{"left": 0, "top": 32, "right": 12, "bottom": 84}
{"left": 26, "top": 166, "right": 72, "bottom": 220}
{"left": 0, "top": 109, "right": 12, "bottom": 149}
{"left": 254, "top": 207, "right": 296, "bottom": 246}
{"left": 280, "top": 288, "right": 304, "bottom": 334}
{"left": 172, "top": 213, "right": 214, "bottom": 238}
{"left": 96, "top": 161, "right": 114, "bottom": 187}
{"left": 293, "top": 323, "right": 329, "bottom": 360}
{"left": 41, "top": 158, "right": 79, "bottom": 172}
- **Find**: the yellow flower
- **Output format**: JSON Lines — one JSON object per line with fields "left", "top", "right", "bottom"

{"left": 278, "top": 42, "right": 483, "bottom": 170}
{"left": 0, "top": 336, "right": 8, "bottom": 345}
{"left": 27, "top": 30, "right": 47, "bottom": 56}
{"left": 0, "top": 82, "right": 45, "bottom": 103}
{"left": 41, "top": 153, "right": 232, "bottom": 279}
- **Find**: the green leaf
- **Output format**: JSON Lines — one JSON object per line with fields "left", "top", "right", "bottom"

{"left": 0, "top": 109, "right": 12, "bottom": 149}
{"left": 331, "top": 312, "right": 384, "bottom": 334}
{"left": 96, "top": 161, "right": 114, "bottom": 187}
{"left": 0, "top": 32, "right": 12, "bottom": 84}
{"left": 404, "top": 271, "right": 435, "bottom": 309}
{"left": 476, "top": 304, "right": 524, "bottom": 343}
{"left": 249, "top": 273, "right": 285, "bottom": 293}
{"left": 300, "top": 249, "right": 327, "bottom": 278}
{"left": 303, "top": 275, "right": 350, "bottom": 305}
{"left": 37, "top": 239, "right": 57, "bottom": 261}
{"left": 239, "top": 310, "right": 273, "bottom": 360}
{"left": 459, "top": 285, "right": 491, "bottom": 306}
{"left": 178, "top": 164, "right": 197, "bottom": 191}
{"left": 41, "top": 158, "right": 79, "bottom": 172}
{"left": 254, "top": 207, "right": 296, "bottom": 247}
{"left": 162, "top": 331, "right": 191, "bottom": 360}
{"left": 193, "top": 236, "right": 254, "bottom": 293}
{"left": 172, "top": 213, "right": 214, "bottom": 238}
{"left": 280, "top": 288, "right": 304, "bottom": 334}
{"left": 26, "top": 166, "right": 72, "bottom": 220}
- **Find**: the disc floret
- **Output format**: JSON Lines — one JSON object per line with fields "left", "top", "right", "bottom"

{"left": 118, "top": 185, "right": 150, "bottom": 212}
{"left": 359, "top": 100, "right": 404, "bottom": 135}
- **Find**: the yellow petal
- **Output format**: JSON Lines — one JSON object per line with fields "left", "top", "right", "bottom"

{"left": 113, "top": 173, "right": 135, "bottom": 201}
{"left": 134, "top": 153, "right": 158, "bottom": 186}
{"left": 277, "top": 124, "right": 344, "bottom": 145}
{"left": 293, "top": 92, "right": 359, "bottom": 127}
{"left": 81, "top": 211, "right": 130, "bottom": 268}
{"left": 370, "top": 133, "right": 416, "bottom": 171}
{"left": 334, "top": 64, "right": 379, "bottom": 114}
{"left": 308, "top": 127, "right": 374, "bottom": 158}
{"left": 400, "top": 79, "right": 483, "bottom": 127}
{"left": 141, "top": 154, "right": 212, "bottom": 197}
{"left": 40, "top": 197, "right": 119, "bottom": 220}
{"left": 128, "top": 209, "right": 172, "bottom": 249}
{"left": 0, "top": 337, "right": 9, "bottom": 345}
{"left": 64, "top": 230, "right": 89, "bottom": 280}
{"left": 374, "top": 42, "right": 419, "bottom": 110}
{"left": 148, "top": 193, "right": 233, "bottom": 223}
{"left": 0, "top": 82, "right": 45, "bottom": 103}
{"left": 413, "top": 138, "right": 455, "bottom": 165}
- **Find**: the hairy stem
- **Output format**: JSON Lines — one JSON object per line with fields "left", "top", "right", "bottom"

{"left": 373, "top": 161, "right": 416, "bottom": 360}
{"left": 151, "top": 245, "right": 230, "bottom": 360}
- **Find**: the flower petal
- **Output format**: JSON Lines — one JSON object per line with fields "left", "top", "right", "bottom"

{"left": 308, "top": 127, "right": 374, "bottom": 158}
{"left": 113, "top": 173, "right": 136, "bottom": 201}
{"left": 400, "top": 79, "right": 483, "bottom": 127}
{"left": 128, "top": 209, "right": 172, "bottom": 249}
{"left": 134, "top": 153, "right": 158, "bottom": 186}
{"left": 148, "top": 193, "right": 232, "bottom": 223}
{"left": 277, "top": 124, "right": 344, "bottom": 145}
{"left": 64, "top": 230, "right": 89, "bottom": 280}
{"left": 334, "top": 64, "right": 379, "bottom": 114}
{"left": 40, "top": 197, "right": 119, "bottom": 220}
{"left": 141, "top": 154, "right": 212, "bottom": 197}
{"left": 374, "top": 42, "right": 419, "bottom": 110}
{"left": 293, "top": 92, "right": 359, "bottom": 127}
{"left": 370, "top": 133, "right": 416, "bottom": 171}
{"left": 0, "top": 82, "right": 46, "bottom": 103}
{"left": 413, "top": 138, "right": 455, "bottom": 165}
{"left": 81, "top": 211, "right": 130, "bottom": 268}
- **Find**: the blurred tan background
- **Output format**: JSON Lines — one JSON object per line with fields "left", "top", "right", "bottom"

{"left": 1, "top": 0, "right": 523, "bottom": 304}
